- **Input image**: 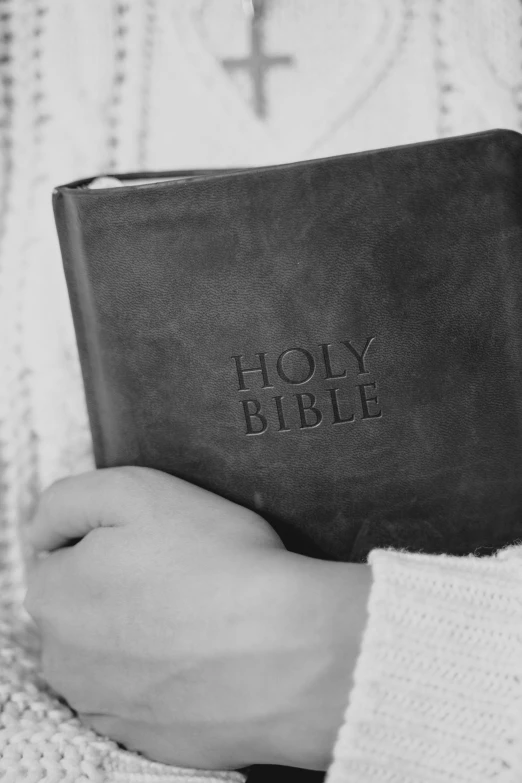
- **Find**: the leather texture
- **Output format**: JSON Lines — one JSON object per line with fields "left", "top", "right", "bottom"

{"left": 53, "top": 129, "right": 522, "bottom": 564}
{"left": 53, "top": 128, "right": 522, "bottom": 783}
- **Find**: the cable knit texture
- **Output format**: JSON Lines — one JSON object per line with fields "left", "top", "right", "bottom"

{"left": 2, "top": 1, "right": 522, "bottom": 781}
{"left": 326, "top": 544, "right": 522, "bottom": 783}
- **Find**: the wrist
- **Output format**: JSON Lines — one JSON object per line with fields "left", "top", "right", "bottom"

{"left": 259, "top": 552, "right": 372, "bottom": 770}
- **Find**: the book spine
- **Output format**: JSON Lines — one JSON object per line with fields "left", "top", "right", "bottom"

{"left": 52, "top": 188, "right": 114, "bottom": 468}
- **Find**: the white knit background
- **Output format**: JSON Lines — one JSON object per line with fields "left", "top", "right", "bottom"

{"left": 0, "top": 0, "right": 521, "bottom": 777}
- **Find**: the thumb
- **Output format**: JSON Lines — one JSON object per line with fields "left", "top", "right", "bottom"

{"left": 29, "top": 469, "right": 125, "bottom": 553}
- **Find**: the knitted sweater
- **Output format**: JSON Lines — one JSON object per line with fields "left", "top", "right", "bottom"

{"left": 3, "top": 2, "right": 522, "bottom": 781}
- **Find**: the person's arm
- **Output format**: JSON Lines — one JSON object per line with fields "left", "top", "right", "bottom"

{"left": 24, "top": 467, "right": 522, "bottom": 779}
{"left": 326, "top": 544, "right": 522, "bottom": 783}
{"left": 24, "top": 466, "right": 370, "bottom": 773}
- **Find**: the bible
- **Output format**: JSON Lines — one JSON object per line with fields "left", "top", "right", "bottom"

{"left": 53, "top": 129, "right": 522, "bottom": 563}
{"left": 53, "top": 129, "right": 522, "bottom": 564}
{"left": 53, "top": 128, "right": 522, "bottom": 783}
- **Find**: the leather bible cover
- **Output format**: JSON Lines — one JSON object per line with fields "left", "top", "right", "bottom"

{"left": 52, "top": 128, "right": 522, "bottom": 562}
{"left": 53, "top": 129, "right": 522, "bottom": 781}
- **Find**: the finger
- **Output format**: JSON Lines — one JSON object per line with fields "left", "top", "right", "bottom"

{"left": 28, "top": 468, "right": 133, "bottom": 553}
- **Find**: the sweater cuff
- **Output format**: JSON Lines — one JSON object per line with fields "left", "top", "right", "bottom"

{"left": 325, "top": 545, "right": 522, "bottom": 783}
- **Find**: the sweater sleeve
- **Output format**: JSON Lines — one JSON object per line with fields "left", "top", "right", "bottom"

{"left": 325, "top": 544, "right": 522, "bottom": 783}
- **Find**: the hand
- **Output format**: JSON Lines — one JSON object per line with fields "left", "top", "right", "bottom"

{"left": 25, "top": 467, "right": 370, "bottom": 771}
